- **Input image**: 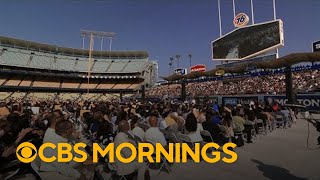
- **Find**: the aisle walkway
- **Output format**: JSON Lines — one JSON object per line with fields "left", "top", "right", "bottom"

{"left": 152, "top": 115, "right": 320, "bottom": 180}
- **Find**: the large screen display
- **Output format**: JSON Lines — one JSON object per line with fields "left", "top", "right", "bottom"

{"left": 212, "top": 19, "right": 284, "bottom": 60}
{"left": 173, "top": 68, "right": 187, "bottom": 75}
{"left": 313, "top": 41, "right": 320, "bottom": 52}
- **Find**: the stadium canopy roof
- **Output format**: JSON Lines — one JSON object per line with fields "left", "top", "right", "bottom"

{"left": 162, "top": 52, "right": 320, "bottom": 81}
{"left": 0, "top": 36, "right": 149, "bottom": 58}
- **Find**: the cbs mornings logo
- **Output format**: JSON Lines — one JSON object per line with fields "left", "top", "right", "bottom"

{"left": 16, "top": 142, "right": 238, "bottom": 164}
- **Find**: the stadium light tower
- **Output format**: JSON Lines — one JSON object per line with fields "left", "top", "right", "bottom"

{"left": 169, "top": 57, "right": 174, "bottom": 75}
{"left": 188, "top": 54, "right": 192, "bottom": 69}
{"left": 175, "top": 54, "right": 181, "bottom": 69}
{"left": 80, "top": 30, "right": 117, "bottom": 93}
{"left": 80, "top": 30, "right": 116, "bottom": 51}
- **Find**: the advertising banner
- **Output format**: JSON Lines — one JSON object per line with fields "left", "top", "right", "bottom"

{"left": 191, "top": 64, "right": 206, "bottom": 72}
{"left": 264, "top": 94, "right": 320, "bottom": 110}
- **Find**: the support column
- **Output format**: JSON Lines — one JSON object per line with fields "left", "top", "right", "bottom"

{"left": 181, "top": 82, "right": 186, "bottom": 102}
{"left": 120, "top": 91, "right": 123, "bottom": 102}
{"left": 141, "top": 85, "right": 145, "bottom": 103}
{"left": 285, "top": 66, "right": 295, "bottom": 104}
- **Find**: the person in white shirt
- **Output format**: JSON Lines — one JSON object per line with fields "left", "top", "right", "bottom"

{"left": 114, "top": 120, "right": 149, "bottom": 180}
{"left": 40, "top": 119, "right": 84, "bottom": 180}
{"left": 42, "top": 112, "right": 63, "bottom": 146}
{"left": 130, "top": 115, "right": 145, "bottom": 141}
{"left": 144, "top": 116, "right": 167, "bottom": 147}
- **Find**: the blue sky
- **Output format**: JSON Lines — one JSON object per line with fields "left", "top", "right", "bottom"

{"left": 0, "top": 0, "right": 319, "bottom": 77}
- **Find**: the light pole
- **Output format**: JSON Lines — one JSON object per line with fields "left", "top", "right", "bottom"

{"left": 81, "top": 34, "right": 85, "bottom": 49}
{"left": 169, "top": 57, "right": 174, "bottom": 75}
{"left": 273, "top": 0, "right": 279, "bottom": 58}
{"left": 251, "top": 0, "right": 255, "bottom": 25}
{"left": 175, "top": 55, "right": 180, "bottom": 69}
{"left": 100, "top": 37, "right": 104, "bottom": 51}
{"left": 232, "top": 0, "right": 236, "bottom": 18}
{"left": 188, "top": 54, "right": 192, "bottom": 70}
{"left": 217, "top": 0, "right": 223, "bottom": 65}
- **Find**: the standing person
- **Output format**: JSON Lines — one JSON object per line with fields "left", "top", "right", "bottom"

{"left": 244, "top": 110, "right": 255, "bottom": 143}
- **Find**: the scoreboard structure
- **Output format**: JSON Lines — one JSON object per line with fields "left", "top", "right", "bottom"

{"left": 313, "top": 41, "right": 320, "bottom": 52}
{"left": 212, "top": 19, "right": 284, "bottom": 61}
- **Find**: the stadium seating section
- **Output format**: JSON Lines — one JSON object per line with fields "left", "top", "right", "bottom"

{"left": 0, "top": 46, "right": 148, "bottom": 73}
{"left": 0, "top": 44, "right": 149, "bottom": 100}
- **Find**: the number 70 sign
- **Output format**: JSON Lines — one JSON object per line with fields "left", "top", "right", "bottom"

{"left": 233, "top": 13, "right": 250, "bottom": 28}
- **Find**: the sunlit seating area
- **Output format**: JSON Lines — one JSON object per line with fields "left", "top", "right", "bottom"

{"left": 0, "top": 46, "right": 149, "bottom": 73}
{"left": 61, "top": 82, "right": 80, "bottom": 89}
{"left": 19, "top": 79, "right": 32, "bottom": 87}
{"left": 3, "top": 79, "right": 21, "bottom": 86}
{"left": 32, "top": 80, "right": 60, "bottom": 88}
{"left": 10, "top": 92, "right": 27, "bottom": 99}
{"left": 112, "top": 83, "right": 131, "bottom": 89}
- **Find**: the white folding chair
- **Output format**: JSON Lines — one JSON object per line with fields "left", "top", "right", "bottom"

{"left": 256, "top": 119, "right": 266, "bottom": 135}
{"left": 233, "top": 122, "right": 244, "bottom": 139}
{"left": 160, "top": 130, "right": 179, "bottom": 143}
{"left": 145, "top": 141, "right": 171, "bottom": 176}
{"left": 276, "top": 115, "right": 285, "bottom": 129}
{"left": 106, "top": 153, "right": 137, "bottom": 180}
{"left": 138, "top": 122, "right": 150, "bottom": 131}
{"left": 200, "top": 130, "right": 214, "bottom": 142}
{"left": 134, "top": 135, "right": 143, "bottom": 143}
{"left": 177, "top": 133, "right": 194, "bottom": 149}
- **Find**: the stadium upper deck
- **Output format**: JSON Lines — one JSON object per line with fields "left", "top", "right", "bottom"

{"left": 0, "top": 36, "right": 149, "bottom": 73}
{"left": 0, "top": 36, "right": 157, "bottom": 98}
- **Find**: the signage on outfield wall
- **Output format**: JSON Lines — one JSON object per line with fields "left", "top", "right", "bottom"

{"left": 313, "top": 41, "right": 320, "bottom": 52}
{"left": 190, "top": 64, "right": 206, "bottom": 72}
{"left": 223, "top": 98, "right": 238, "bottom": 106}
{"left": 173, "top": 68, "right": 187, "bottom": 75}
{"left": 223, "top": 96, "right": 259, "bottom": 106}
{"left": 264, "top": 95, "right": 320, "bottom": 110}
{"left": 195, "top": 96, "right": 218, "bottom": 105}
{"left": 233, "top": 13, "right": 250, "bottom": 28}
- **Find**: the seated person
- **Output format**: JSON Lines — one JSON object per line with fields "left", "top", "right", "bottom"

{"left": 185, "top": 113, "right": 204, "bottom": 143}
{"left": 279, "top": 105, "right": 290, "bottom": 127}
{"left": 219, "top": 119, "right": 233, "bottom": 139}
{"left": 114, "top": 121, "right": 150, "bottom": 180}
{"left": 164, "top": 112, "right": 179, "bottom": 132}
{"left": 145, "top": 116, "right": 167, "bottom": 147}
{"left": 232, "top": 109, "right": 245, "bottom": 133}
{"left": 202, "top": 110, "right": 229, "bottom": 145}
{"left": 40, "top": 120, "right": 83, "bottom": 180}
{"left": 130, "top": 115, "right": 145, "bottom": 141}
{"left": 96, "top": 121, "right": 115, "bottom": 146}
{"left": 211, "top": 111, "right": 222, "bottom": 125}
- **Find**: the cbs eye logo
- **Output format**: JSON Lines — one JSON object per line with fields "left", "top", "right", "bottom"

{"left": 16, "top": 142, "right": 37, "bottom": 163}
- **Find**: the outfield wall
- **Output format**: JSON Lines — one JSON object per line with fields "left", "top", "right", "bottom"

{"left": 141, "top": 94, "right": 320, "bottom": 110}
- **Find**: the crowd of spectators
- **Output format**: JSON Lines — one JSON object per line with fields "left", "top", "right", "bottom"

{"left": 146, "top": 69, "right": 320, "bottom": 98}
{"left": 0, "top": 97, "right": 296, "bottom": 180}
